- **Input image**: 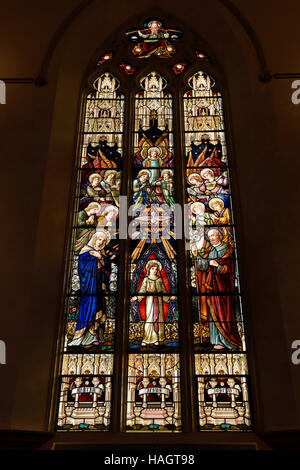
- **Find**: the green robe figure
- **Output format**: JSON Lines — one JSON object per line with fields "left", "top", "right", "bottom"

{"left": 153, "top": 169, "right": 175, "bottom": 207}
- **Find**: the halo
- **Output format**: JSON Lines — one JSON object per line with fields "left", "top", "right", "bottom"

{"left": 161, "top": 169, "right": 173, "bottom": 178}
{"left": 148, "top": 20, "right": 162, "bottom": 29}
{"left": 187, "top": 173, "right": 201, "bottom": 184}
{"left": 89, "top": 172, "right": 102, "bottom": 183}
{"left": 93, "top": 229, "right": 111, "bottom": 245}
{"left": 200, "top": 168, "right": 214, "bottom": 179}
{"left": 103, "top": 170, "right": 117, "bottom": 180}
{"left": 148, "top": 146, "right": 162, "bottom": 157}
{"left": 137, "top": 169, "right": 151, "bottom": 179}
{"left": 201, "top": 133, "right": 210, "bottom": 140}
{"left": 208, "top": 197, "right": 224, "bottom": 211}
{"left": 145, "top": 259, "right": 162, "bottom": 273}
{"left": 86, "top": 202, "right": 101, "bottom": 211}
{"left": 101, "top": 204, "right": 119, "bottom": 215}
{"left": 190, "top": 202, "right": 205, "bottom": 214}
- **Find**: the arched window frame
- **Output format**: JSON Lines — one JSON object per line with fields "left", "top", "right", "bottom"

{"left": 52, "top": 17, "right": 253, "bottom": 437}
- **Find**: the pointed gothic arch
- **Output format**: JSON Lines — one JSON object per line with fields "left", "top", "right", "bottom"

{"left": 52, "top": 15, "right": 253, "bottom": 437}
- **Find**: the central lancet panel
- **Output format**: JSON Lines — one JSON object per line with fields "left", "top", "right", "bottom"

{"left": 126, "top": 71, "right": 181, "bottom": 432}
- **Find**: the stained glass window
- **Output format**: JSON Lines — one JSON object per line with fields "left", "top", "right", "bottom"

{"left": 55, "top": 19, "right": 253, "bottom": 435}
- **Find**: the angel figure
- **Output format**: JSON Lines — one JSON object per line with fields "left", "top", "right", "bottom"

{"left": 143, "top": 146, "right": 165, "bottom": 183}
{"left": 189, "top": 202, "right": 206, "bottom": 255}
{"left": 101, "top": 170, "right": 121, "bottom": 205}
{"left": 134, "top": 120, "right": 174, "bottom": 174}
{"left": 152, "top": 169, "right": 175, "bottom": 206}
{"left": 132, "top": 169, "right": 152, "bottom": 209}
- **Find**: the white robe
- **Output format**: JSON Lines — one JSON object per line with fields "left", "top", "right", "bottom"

{"left": 137, "top": 276, "right": 169, "bottom": 344}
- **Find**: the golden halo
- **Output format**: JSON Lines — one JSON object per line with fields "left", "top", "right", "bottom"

{"left": 89, "top": 172, "right": 102, "bottom": 183}
{"left": 191, "top": 202, "right": 205, "bottom": 214}
{"left": 161, "top": 169, "right": 173, "bottom": 178}
{"left": 148, "top": 146, "right": 162, "bottom": 157}
{"left": 91, "top": 229, "right": 111, "bottom": 246}
{"left": 103, "top": 170, "right": 117, "bottom": 180}
{"left": 200, "top": 168, "right": 214, "bottom": 179}
{"left": 148, "top": 20, "right": 162, "bottom": 29}
{"left": 86, "top": 202, "right": 101, "bottom": 211}
{"left": 187, "top": 173, "right": 201, "bottom": 184}
{"left": 208, "top": 197, "right": 224, "bottom": 210}
{"left": 137, "top": 169, "right": 151, "bottom": 179}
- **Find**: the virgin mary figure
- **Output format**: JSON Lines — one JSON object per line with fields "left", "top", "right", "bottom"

{"left": 68, "top": 230, "right": 111, "bottom": 347}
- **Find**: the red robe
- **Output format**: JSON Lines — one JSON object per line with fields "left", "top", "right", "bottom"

{"left": 197, "top": 243, "right": 242, "bottom": 349}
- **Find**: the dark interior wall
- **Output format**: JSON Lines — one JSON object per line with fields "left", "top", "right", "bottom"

{"left": 0, "top": 0, "right": 300, "bottom": 434}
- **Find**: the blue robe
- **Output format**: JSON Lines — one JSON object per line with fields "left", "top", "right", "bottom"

{"left": 75, "top": 250, "right": 109, "bottom": 334}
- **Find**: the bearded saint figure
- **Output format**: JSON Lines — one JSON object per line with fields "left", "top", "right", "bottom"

{"left": 196, "top": 228, "right": 242, "bottom": 350}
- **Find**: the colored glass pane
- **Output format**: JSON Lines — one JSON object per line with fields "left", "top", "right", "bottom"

{"left": 126, "top": 73, "right": 181, "bottom": 430}
{"left": 57, "top": 354, "right": 114, "bottom": 431}
{"left": 97, "top": 51, "right": 114, "bottom": 66}
{"left": 119, "top": 62, "right": 136, "bottom": 75}
{"left": 184, "top": 71, "right": 251, "bottom": 430}
{"left": 171, "top": 60, "right": 190, "bottom": 75}
{"left": 127, "top": 354, "right": 181, "bottom": 431}
{"left": 126, "top": 19, "right": 183, "bottom": 59}
{"left": 55, "top": 24, "right": 253, "bottom": 434}
{"left": 194, "top": 50, "right": 210, "bottom": 62}
{"left": 56, "top": 73, "right": 124, "bottom": 430}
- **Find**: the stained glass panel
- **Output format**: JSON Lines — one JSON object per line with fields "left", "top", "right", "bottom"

{"left": 56, "top": 73, "right": 124, "bottom": 430}
{"left": 125, "top": 19, "right": 183, "bottom": 59}
{"left": 126, "top": 72, "right": 182, "bottom": 429}
{"left": 57, "top": 354, "right": 113, "bottom": 431}
{"left": 184, "top": 71, "right": 251, "bottom": 430}
{"left": 194, "top": 353, "right": 248, "bottom": 375}
{"left": 129, "top": 296, "right": 179, "bottom": 351}
{"left": 197, "top": 375, "right": 251, "bottom": 431}
{"left": 126, "top": 354, "right": 181, "bottom": 431}
{"left": 119, "top": 62, "right": 136, "bottom": 75}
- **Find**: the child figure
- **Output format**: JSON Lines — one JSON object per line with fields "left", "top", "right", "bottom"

{"left": 131, "top": 260, "right": 175, "bottom": 346}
